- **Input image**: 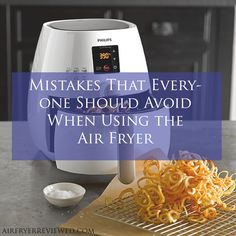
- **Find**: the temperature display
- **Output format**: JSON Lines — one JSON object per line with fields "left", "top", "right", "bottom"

{"left": 92, "top": 45, "right": 120, "bottom": 73}
{"left": 100, "top": 52, "right": 111, "bottom": 60}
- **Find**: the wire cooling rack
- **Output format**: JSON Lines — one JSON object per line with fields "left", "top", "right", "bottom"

{"left": 94, "top": 191, "right": 236, "bottom": 236}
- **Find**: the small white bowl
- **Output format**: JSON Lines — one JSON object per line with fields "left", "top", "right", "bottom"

{"left": 43, "top": 182, "right": 86, "bottom": 207}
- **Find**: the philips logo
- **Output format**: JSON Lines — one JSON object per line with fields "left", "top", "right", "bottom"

{"left": 97, "top": 38, "right": 112, "bottom": 42}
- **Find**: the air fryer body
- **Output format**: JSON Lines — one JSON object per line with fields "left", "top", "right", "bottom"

{"left": 28, "top": 19, "right": 170, "bottom": 175}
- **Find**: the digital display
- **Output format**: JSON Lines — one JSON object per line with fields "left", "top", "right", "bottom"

{"left": 100, "top": 52, "right": 111, "bottom": 60}
{"left": 92, "top": 45, "right": 120, "bottom": 73}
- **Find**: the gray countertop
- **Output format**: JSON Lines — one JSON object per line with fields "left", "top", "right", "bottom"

{"left": 0, "top": 121, "right": 236, "bottom": 235}
{"left": 0, "top": 0, "right": 236, "bottom": 6}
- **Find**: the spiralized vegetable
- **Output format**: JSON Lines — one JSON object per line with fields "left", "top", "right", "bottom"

{"left": 118, "top": 151, "right": 236, "bottom": 224}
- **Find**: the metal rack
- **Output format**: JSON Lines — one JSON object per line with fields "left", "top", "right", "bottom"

{"left": 95, "top": 191, "right": 236, "bottom": 235}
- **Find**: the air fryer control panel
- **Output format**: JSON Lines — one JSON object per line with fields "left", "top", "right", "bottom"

{"left": 92, "top": 45, "right": 120, "bottom": 73}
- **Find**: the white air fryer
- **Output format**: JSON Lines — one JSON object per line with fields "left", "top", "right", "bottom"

{"left": 28, "top": 19, "right": 170, "bottom": 183}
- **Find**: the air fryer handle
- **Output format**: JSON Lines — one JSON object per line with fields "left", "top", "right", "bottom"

{"left": 100, "top": 82, "right": 135, "bottom": 184}
{"left": 118, "top": 160, "right": 135, "bottom": 184}
{"left": 117, "top": 116, "right": 135, "bottom": 184}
